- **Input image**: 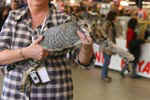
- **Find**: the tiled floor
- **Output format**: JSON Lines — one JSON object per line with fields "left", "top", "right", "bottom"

{"left": 0, "top": 66, "right": 150, "bottom": 100}
{"left": 72, "top": 66, "right": 150, "bottom": 100}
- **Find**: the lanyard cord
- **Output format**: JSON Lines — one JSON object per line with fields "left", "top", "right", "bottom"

{"left": 40, "top": 16, "right": 47, "bottom": 34}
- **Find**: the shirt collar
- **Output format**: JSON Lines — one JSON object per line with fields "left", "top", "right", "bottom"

{"left": 14, "top": 7, "right": 29, "bottom": 21}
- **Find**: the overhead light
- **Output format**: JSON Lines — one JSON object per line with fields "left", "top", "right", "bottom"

{"left": 70, "top": 0, "right": 75, "bottom": 4}
{"left": 6, "top": 0, "right": 11, "bottom": 5}
{"left": 120, "top": 1, "right": 129, "bottom": 6}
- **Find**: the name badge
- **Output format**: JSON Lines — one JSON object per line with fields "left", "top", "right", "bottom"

{"left": 37, "top": 67, "right": 50, "bottom": 83}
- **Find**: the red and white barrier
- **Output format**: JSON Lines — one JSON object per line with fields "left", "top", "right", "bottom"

{"left": 94, "top": 39, "right": 150, "bottom": 78}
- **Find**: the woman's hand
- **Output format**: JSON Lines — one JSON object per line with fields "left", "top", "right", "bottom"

{"left": 77, "top": 31, "right": 93, "bottom": 50}
{"left": 23, "top": 36, "right": 48, "bottom": 60}
{"left": 77, "top": 31, "right": 93, "bottom": 64}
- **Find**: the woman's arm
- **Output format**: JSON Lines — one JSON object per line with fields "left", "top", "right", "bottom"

{"left": 0, "top": 36, "right": 48, "bottom": 65}
{"left": 0, "top": 49, "right": 25, "bottom": 65}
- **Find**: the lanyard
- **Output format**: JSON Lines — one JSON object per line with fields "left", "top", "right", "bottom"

{"left": 31, "top": 16, "right": 47, "bottom": 43}
{"left": 40, "top": 16, "right": 47, "bottom": 34}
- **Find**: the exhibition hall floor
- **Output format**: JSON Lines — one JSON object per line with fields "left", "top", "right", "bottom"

{"left": 0, "top": 66, "right": 150, "bottom": 100}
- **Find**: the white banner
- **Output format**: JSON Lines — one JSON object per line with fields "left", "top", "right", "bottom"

{"left": 94, "top": 39, "right": 150, "bottom": 78}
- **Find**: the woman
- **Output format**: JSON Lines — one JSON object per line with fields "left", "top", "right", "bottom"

{"left": 100, "top": 11, "right": 121, "bottom": 82}
{"left": 0, "top": 0, "right": 93, "bottom": 99}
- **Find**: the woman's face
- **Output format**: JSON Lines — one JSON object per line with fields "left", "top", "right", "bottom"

{"left": 27, "top": 0, "right": 49, "bottom": 6}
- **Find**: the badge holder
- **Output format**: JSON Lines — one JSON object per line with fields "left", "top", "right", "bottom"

{"left": 37, "top": 67, "right": 50, "bottom": 84}
{"left": 29, "top": 66, "right": 50, "bottom": 85}
{"left": 29, "top": 71, "right": 40, "bottom": 85}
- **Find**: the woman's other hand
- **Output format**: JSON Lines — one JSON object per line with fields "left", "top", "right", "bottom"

{"left": 77, "top": 31, "right": 93, "bottom": 50}
{"left": 77, "top": 31, "right": 93, "bottom": 65}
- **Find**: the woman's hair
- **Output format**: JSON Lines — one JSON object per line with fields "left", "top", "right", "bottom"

{"left": 106, "top": 10, "right": 117, "bottom": 21}
{"left": 128, "top": 18, "right": 138, "bottom": 29}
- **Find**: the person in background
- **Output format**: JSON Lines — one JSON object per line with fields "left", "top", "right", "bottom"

{"left": 20, "top": 0, "right": 27, "bottom": 8}
{"left": 54, "top": 0, "right": 65, "bottom": 12}
{"left": 0, "top": 0, "right": 93, "bottom": 99}
{"left": 120, "top": 18, "right": 145, "bottom": 78}
{"left": 126, "top": 18, "right": 138, "bottom": 49}
{"left": 137, "top": 7, "right": 147, "bottom": 20}
{"left": 64, "top": 5, "right": 73, "bottom": 15}
{"left": 10, "top": 0, "right": 20, "bottom": 10}
{"left": 136, "top": 0, "right": 143, "bottom": 9}
{"left": 100, "top": 11, "right": 120, "bottom": 82}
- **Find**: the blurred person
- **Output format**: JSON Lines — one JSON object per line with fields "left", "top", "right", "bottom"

{"left": 126, "top": 18, "right": 138, "bottom": 52}
{"left": 120, "top": 18, "right": 137, "bottom": 78}
{"left": 10, "top": 0, "right": 20, "bottom": 10}
{"left": 54, "top": 0, "right": 65, "bottom": 12}
{"left": 137, "top": 7, "right": 147, "bottom": 20}
{"left": 0, "top": 0, "right": 94, "bottom": 99}
{"left": 20, "top": 0, "right": 27, "bottom": 8}
{"left": 58, "top": 1, "right": 65, "bottom": 12}
{"left": 136, "top": 0, "right": 143, "bottom": 8}
{"left": 71, "top": 4, "right": 81, "bottom": 16}
{"left": 113, "top": 0, "right": 120, "bottom": 7}
{"left": 75, "top": 5, "right": 88, "bottom": 17}
{"left": 64, "top": 5, "right": 73, "bottom": 15}
{"left": 95, "top": 3, "right": 101, "bottom": 14}
{"left": 100, "top": 11, "right": 121, "bottom": 82}
{"left": 120, "top": 18, "right": 145, "bottom": 78}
